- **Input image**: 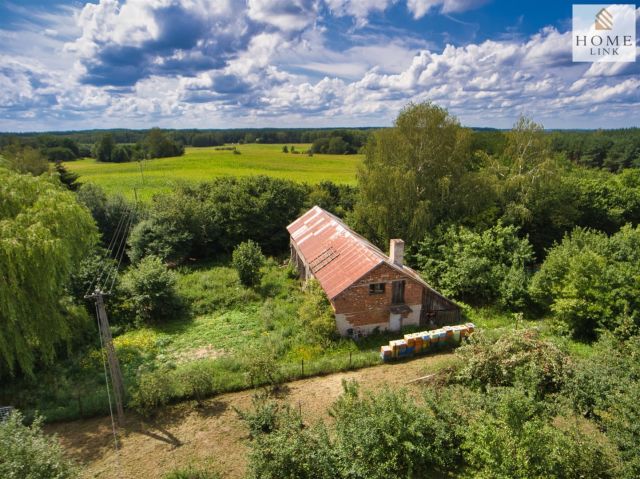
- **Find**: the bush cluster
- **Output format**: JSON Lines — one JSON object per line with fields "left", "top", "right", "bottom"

{"left": 530, "top": 225, "right": 640, "bottom": 340}
{"left": 244, "top": 331, "right": 635, "bottom": 479}
{"left": 0, "top": 411, "right": 77, "bottom": 478}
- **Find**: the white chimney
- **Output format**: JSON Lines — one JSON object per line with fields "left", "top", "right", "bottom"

{"left": 389, "top": 239, "right": 404, "bottom": 267}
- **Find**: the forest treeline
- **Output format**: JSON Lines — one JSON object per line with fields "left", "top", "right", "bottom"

{"left": 2, "top": 126, "right": 640, "bottom": 166}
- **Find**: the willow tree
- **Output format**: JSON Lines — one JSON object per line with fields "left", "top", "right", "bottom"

{"left": 0, "top": 166, "right": 98, "bottom": 376}
{"left": 353, "top": 102, "right": 478, "bottom": 246}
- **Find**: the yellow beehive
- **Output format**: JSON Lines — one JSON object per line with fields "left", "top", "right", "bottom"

{"left": 389, "top": 339, "right": 407, "bottom": 358}
{"left": 443, "top": 326, "right": 454, "bottom": 340}
{"left": 451, "top": 326, "right": 462, "bottom": 343}
{"left": 421, "top": 333, "right": 431, "bottom": 350}
{"left": 459, "top": 325, "right": 469, "bottom": 338}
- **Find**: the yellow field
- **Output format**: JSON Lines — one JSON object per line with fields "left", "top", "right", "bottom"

{"left": 65, "top": 144, "right": 362, "bottom": 200}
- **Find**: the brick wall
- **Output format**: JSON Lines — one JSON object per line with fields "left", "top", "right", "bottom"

{"left": 331, "top": 263, "right": 423, "bottom": 333}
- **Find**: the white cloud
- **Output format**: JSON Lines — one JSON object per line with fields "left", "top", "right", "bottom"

{"left": 407, "top": 0, "right": 489, "bottom": 18}
{"left": 0, "top": 0, "right": 638, "bottom": 130}
{"left": 247, "top": 0, "right": 319, "bottom": 32}
{"left": 325, "top": 0, "right": 396, "bottom": 26}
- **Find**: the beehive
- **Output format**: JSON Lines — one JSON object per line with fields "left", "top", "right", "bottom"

{"left": 389, "top": 339, "right": 407, "bottom": 358}
{"left": 380, "top": 345, "right": 392, "bottom": 361}
{"left": 404, "top": 334, "right": 416, "bottom": 348}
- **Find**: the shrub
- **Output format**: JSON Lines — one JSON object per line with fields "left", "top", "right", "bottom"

{"left": 162, "top": 465, "right": 220, "bottom": 479}
{"left": 235, "top": 391, "right": 281, "bottom": 438}
{"left": 232, "top": 240, "right": 265, "bottom": 287}
{"left": 120, "top": 255, "right": 183, "bottom": 324}
{"left": 243, "top": 346, "right": 282, "bottom": 390}
{"left": 241, "top": 395, "right": 337, "bottom": 479}
{"left": 176, "top": 360, "right": 216, "bottom": 405}
{"left": 0, "top": 410, "right": 77, "bottom": 478}
{"left": 463, "top": 388, "right": 621, "bottom": 479}
{"left": 453, "top": 329, "right": 571, "bottom": 399}
{"left": 128, "top": 218, "right": 193, "bottom": 264}
{"left": 248, "top": 420, "right": 336, "bottom": 479}
{"left": 297, "top": 280, "right": 336, "bottom": 345}
{"left": 563, "top": 335, "right": 640, "bottom": 478}
{"left": 76, "top": 183, "right": 137, "bottom": 248}
{"left": 130, "top": 368, "right": 176, "bottom": 416}
{"left": 329, "top": 380, "right": 465, "bottom": 478}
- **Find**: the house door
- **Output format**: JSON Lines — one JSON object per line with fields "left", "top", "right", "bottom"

{"left": 390, "top": 314, "right": 402, "bottom": 331}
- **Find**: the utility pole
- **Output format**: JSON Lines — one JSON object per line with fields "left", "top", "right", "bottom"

{"left": 87, "top": 289, "right": 125, "bottom": 426}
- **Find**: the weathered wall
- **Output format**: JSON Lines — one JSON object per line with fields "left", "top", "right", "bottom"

{"left": 331, "top": 263, "right": 423, "bottom": 335}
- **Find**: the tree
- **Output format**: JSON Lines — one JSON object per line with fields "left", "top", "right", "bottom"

{"left": 119, "top": 255, "right": 183, "bottom": 324}
{"left": 0, "top": 145, "right": 49, "bottom": 175}
{"left": 487, "top": 116, "right": 557, "bottom": 225}
{"left": 143, "top": 128, "right": 184, "bottom": 159}
{"left": 94, "top": 133, "right": 115, "bottom": 162}
{"left": 76, "top": 183, "right": 136, "bottom": 247}
{"left": 111, "top": 144, "right": 131, "bottom": 163}
{"left": 0, "top": 166, "right": 97, "bottom": 376}
{"left": 0, "top": 411, "right": 77, "bottom": 478}
{"left": 232, "top": 240, "right": 266, "bottom": 287}
{"left": 353, "top": 102, "right": 476, "bottom": 246}
{"left": 128, "top": 218, "right": 193, "bottom": 264}
{"left": 282, "top": 145, "right": 288, "bottom": 153}
{"left": 415, "top": 222, "right": 534, "bottom": 308}
{"left": 530, "top": 225, "right": 640, "bottom": 340}
{"left": 54, "top": 161, "right": 80, "bottom": 191}
{"left": 142, "top": 176, "right": 307, "bottom": 261}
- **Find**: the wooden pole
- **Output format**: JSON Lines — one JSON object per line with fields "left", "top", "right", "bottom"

{"left": 90, "top": 290, "right": 125, "bottom": 426}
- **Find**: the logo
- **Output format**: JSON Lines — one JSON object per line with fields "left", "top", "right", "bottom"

{"left": 573, "top": 4, "right": 636, "bottom": 62}
{"left": 595, "top": 7, "right": 613, "bottom": 29}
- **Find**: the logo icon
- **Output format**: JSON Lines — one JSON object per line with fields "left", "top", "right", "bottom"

{"left": 595, "top": 7, "right": 613, "bottom": 30}
{"left": 573, "top": 4, "right": 636, "bottom": 62}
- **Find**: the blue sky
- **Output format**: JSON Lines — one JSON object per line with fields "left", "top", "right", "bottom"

{"left": 0, "top": 0, "right": 638, "bottom": 131}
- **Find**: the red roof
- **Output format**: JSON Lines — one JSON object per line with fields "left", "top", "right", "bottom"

{"left": 287, "top": 206, "right": 430, "bottom": 299}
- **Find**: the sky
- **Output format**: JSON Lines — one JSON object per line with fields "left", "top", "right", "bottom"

{"left": 0, "top": 0, "right": 638, "bottom": 131}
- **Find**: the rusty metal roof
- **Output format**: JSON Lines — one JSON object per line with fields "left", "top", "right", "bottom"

{"left": 287, "top": 206, "right": 432, "bottom": 299}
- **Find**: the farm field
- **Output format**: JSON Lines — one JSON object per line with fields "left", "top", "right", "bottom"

{"left": 64, "top": 144, "right": 362, "bottom": 200}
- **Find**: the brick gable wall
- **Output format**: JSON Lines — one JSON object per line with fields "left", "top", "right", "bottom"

{"left": 331, "top": 263, "right": 423, "bottom": 334}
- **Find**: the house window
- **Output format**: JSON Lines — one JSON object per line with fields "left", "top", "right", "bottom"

{"left": 392, "top": 280, "right": 405, "bottom": 304}
{"left": 369, "top": 283, "right": 385, "bottom": 294}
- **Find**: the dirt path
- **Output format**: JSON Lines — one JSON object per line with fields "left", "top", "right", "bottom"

{"left": 48, "top": 353, "right": 455, "bottom": 479}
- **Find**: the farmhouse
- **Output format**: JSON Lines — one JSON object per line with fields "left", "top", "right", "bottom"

{"left": 287, "top": 206, "right": 460, "bottom": 337}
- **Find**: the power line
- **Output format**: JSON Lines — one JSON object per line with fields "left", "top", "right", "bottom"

{"left": 85, "top": 201, "right": 135, "bottom": 296}
{"left": 104, "top": 204, "right": 136, "bottom": 294}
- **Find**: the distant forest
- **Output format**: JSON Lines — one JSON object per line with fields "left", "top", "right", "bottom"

{"left": 1, "top": 127, "right": 639, "bottom": 170}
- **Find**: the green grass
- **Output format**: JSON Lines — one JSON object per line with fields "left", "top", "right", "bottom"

{"left": 65, "top": 144, "right": 362, "bottom": 200}
{"left": 3, "top": 260, "right": 598, "bottom": 422}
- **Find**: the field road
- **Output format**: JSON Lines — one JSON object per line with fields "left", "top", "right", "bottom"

{"left": 47, "top": 352, "right": 455, "bottom": 479}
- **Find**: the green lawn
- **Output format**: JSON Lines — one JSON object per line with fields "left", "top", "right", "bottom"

{"left": 65, "top": 144, "right": 362, "bottom": 200}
